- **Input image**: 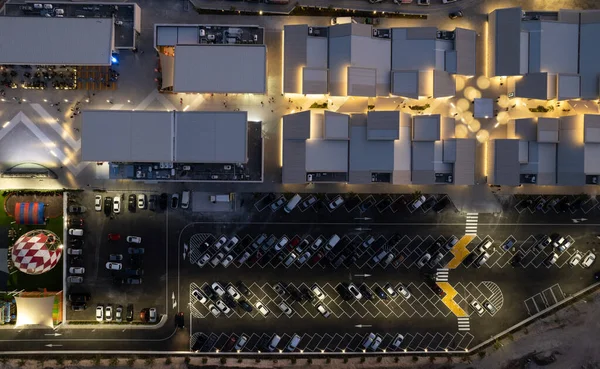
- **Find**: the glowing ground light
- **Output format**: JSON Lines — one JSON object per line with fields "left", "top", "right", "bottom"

{"left": 455, "top": 124, "right": 469, "bottom": 138}
{"left": 464, "top": 86, "right": 482, "bottom": 101}
{"left": 468, "top": 119, "right": 481, "bottom": 132}
{"left": 456, "top": 98, "right": 471, "bottom": 112}
{"left": 476, "top": 75, "right": 491, "bottom": 89}
{"left": 497, "top": 111, "right": 510, "bottom": 123}
{"left": 476, "top": 129, "right": 490, "bottom": 143}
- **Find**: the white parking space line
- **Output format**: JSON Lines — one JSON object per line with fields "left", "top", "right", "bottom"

{"left": 435, "top": 268, "right": 449, "bottom": 282}
{"left": 457, "top": 317, "right": 470, "bottom": 331}
{"left": 465, "top": 213, "right": 479, "bottom": 236}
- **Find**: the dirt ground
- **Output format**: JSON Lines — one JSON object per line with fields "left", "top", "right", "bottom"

{"left": 1, "top": 289, "right": 599, "bottom": 369}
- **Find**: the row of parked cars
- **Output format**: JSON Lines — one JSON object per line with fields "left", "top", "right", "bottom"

{"left": 94, "top": 303, "right": 156, "bottom": 323}
{"left": 194, "top": 281, "right": 258, "bottom": 318}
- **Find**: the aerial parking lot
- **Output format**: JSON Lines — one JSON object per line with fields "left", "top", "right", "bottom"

{"left": 170, "top": 191, "right": 600, "bottom": 353}
{"left": 65, "top": 191, "right": 168, "bottom": 324}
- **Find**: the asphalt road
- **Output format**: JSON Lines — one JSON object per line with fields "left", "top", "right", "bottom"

{"left": 2, "top": 192, "right": 599, "bottom": 353}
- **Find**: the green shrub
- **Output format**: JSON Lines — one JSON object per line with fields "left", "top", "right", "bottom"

{"left": 184, "top": 356, "right": 190, "bottom": 364}
{"left": 145, "top": 357, "right": 155, "bottom": 366}
{"left": 71, "top": 358, "right": 80, "bottom": 365}
{"left": 109, "top": 357, "right": 119, "bottom": 366}
{"left": 291, "top": 357, "right": 297, "bottom": 364}
{"left": 343, "top": 357, "right": 348, "bottom": 363}
{"left": 309, "top": 102, "right": 328, "bottom": 109}
{"left": 307, "top": 358, "right": 313, "bottom": 365}
{"left": 376, "top": 356, "right": 382, "bottom": 362}
{"left": 360, "top": 357, "right": 365, "bottom": 363}
{"left": 220, "top": 357, "right": 227, "bottom": 364}
{"left": 55, "top": 357, "right": 64, "bottom": 365}
{"left": 165, "top": 357, "right": 172, "bottom": 365}
{"left": 412, "top": 356, "right": 419, "bottom": 362}
{"left": 429, "top": 356, "right": 436, "bottom": 362}
{"left": 127, "top": 358, "right": 135, "bottom": 367}
{"left": 394, "top": 357, "right": 399, "bottom": 363}
{"left": 478, "top": 351, "right": 486, "bottom": 359}
{"left": 255, "top": 358, "right": 261, "bottom": 363}
{"left": 17, "top": 359, "right": 26, "bottom": 367}
{"left": 237, "top": 358, "right": 243, "bottom": 363}
{"left": 202, "top": 357, "right": 208, "bottom": 364}
{"left": 326, "top": 357, "right": 331, "bottom": 364}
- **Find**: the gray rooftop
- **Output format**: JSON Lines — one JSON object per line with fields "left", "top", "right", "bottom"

{"left": 367, "top": 111, "right": 400, "bottom": 140}
{"left": 453, "top": 139, "right": 476, "bottom": 185}
{"left": 524, "top": 21, "right": 578, "bottom": 75}
{"left": 328, "top": 23, "right": 391, "bottom": 96}
{"left": 453, "top": 28, "right": 477, "bottom": 76}
{"left": 509, "top": 118, "right": 537, "bottom": 141}
{"left": 490, "top": 139, "right": 520, "bottom": 186}
{"left": 175, "top": 112, "right": 248, "bottom": 163}
{"left": 413, "top": 115, "right": 441, "bottom": 141}
{"left": 173, "top": 45, "right": 266, "bottom": 93}
{"left": 0, "top": 17, "right": 114, "bottom": 65}
{"left": 488, "top": 7, "right": 522, "bottom": 77}
{"left": 283, "top": 25, "right": 308, "bottom": 94}
{"left": 584, "top": 114, "right": 600, "bottom": 143}
{"left": 538, "top": 118, "right": 560, "bottom": 143}
{"left": 557, "top": 115, "right": 585, "bottom": 185}
{"left": 579, "top": 20, "right": 600, "bottom": 99}
{"left": 391, "top": 27, "right": 438, "bottom": 71}
{"left": 82, "top": 111, "right": 174, "bottom": 162}
{"left": 349, "top": 114, "right": 394, "bottom": 184}
{"left": 514, "top": 73, "right": 549, "bottom": 99}
{"left": 412, "top": 141, "right": 435, "bottom": 184}
{"left": 82, "top": 111, "right": 248, "bottom": 164}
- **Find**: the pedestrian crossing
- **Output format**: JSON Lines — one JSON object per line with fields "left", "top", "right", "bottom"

{"left": 457, "top": 317, "right": 470, "bottom": 331}
{"left": 465, "top": 213, "right": 478, "bottom": 236}
{"left": 435, "top": 268, "right": 449, "bottom": 282}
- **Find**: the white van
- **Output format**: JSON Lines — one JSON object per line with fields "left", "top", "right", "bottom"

{"left": 284, "top": 194, "right": 301, "bottom": 213}
{"left": 267, "top": 334, "right": 281, "bottom": 352}
{"left": 181, "top": 191, "right": 190, "bottom": 209}
{"left": 286, "top": 334, "right": 301, "bottom": 352}
{"left": 325, "top": 234, "right": 340, "bottom": 251}
{"left": 69, "top": 228, "right": 84, "bottom": 236}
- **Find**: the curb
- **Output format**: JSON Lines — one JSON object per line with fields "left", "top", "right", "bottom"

{"left": 59, "top": 314, "right": 168, "bottom": 330}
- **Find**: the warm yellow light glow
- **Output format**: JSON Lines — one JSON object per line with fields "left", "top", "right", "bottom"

{"left": 183, "top": 105, "right": 190, "bottom": 111}
{"left": 484, "top": 141, "right": 488, "bottom": 176}
{"left": 2, "top": 121, "right": 9, "bottom": 128}
{"left": 279, "top": 118, "right": 283, "bottom": 168}
{"left": 456, "top": 98, "right": 471, "bottom": 112}
{"left": 456, "top": 124, "right": 469, "bottom": 138}
{"left": 468, "top": 119, "right": 481, "bottom": 132}
{"left": 259, "top": 10, "right": 263, "bottom": 15}
{"left": 484, "top": 21, "right": 489, "bottom": 77}
{"left": 497, "top": 111, "right": 510, "bottom": 123}
{"left": 476, "top": 129, "right": 489, "bottom": 143}
{"left": 464, "top": 86, "right": 482, "bottom": 100}
{"left": 476, "top": 76, "right": 490, "bottom": 89}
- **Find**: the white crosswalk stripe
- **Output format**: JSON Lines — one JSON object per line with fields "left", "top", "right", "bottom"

{"left": 465, "top": 213, "right": 478, "bottom": 235}
{"left": 435, "top": 268, "right": 449, "bottom": 282}
{"left": 457, "top": 317, "right": 470, "bottom": 331}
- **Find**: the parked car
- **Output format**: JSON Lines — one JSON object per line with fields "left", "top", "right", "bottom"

{"left": 105, "top": 305, "right": 113, "bottom": 321}
{"left": 569, "top": 253, "right": 583, "bottom": 267}
{"left": 105, "top": 262, "right": 122, "bottom": 270}
{"left": 470, "top": 300, "right": 485, "bottom": 315}
{"left": 108, "top": 233, "right": 121, "bottom": 241}
{"left": 544, "top": 253, "right": 559, "bottom": 268}
{"left": 192, "top": 289, "right": 207, "bottom": 304}
{"left": 94, "top": 195, "right": 102, "bottom": 211}
{"left": 126, "top": 236, "right": 142, "bottom": 244}
{"left": 113, "top": 196, "right": 121, "bottom": 213}
{"left": 104, "top": 197, "right": 112, "bottom": 215}
{"left": 328, "top": 195, "right": 344, "bottom": 210}
{"left": 214, "top": 236, "right": 228, "bottom": 249}
{"left": 69, "top": 267, "right": 85, "bottom": 274}
{"left": 67, "top": 276, "right": 83, "bottom": 283}
{"left": 171, "top": 193, "right": 179, "bottom": 209}
{"left": 128, "top": 247, "right": 145, "bottom": 255}
{"left": 96, "top": 305, "right": 104, "bottom": 321}
{"left": 501, "top": 236, "right": 517, "bottom": 251}
{"left": 270, "top": 196, "right": 286, "bottom": 210}
{"left": 582, "top": 252, "right": 596, "bottom": 268}
{"left": 115, "top": 305, "right": 123, "bottom": 322}
{"left": 68, "top": 205, "right": 86, "bottom": 214}
{"left": 416, "top": 253, "right": 431, "bottom": 268}
{"left": 449, "top": 10, "right": 463, "bottom": 19}
{"left": 221, "top": 255, "right": 234, "bottom": 267}
{"left": 316, "top": 304, "right": 330, "bottom": 318}
{"left": 128, "top": 194, "right": 136, "bottom": 212}
{"left": 137, "top": 194, "right": 146, "bottom": 209}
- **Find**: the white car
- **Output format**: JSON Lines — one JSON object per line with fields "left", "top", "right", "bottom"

{"left": 211, "top": 282, "right": 226, "bottom": 297}
{"left": 297, "top": 251, "right": 311, "bottom": 264}
{"left": 470, "top": 300, "right": 485, "bottom": 315}
{"left": 370, "top": 335, "right": 383, "bottom": 351}
{"left": 213, "top": 236, "right": 227, "bottom": 249}
{"left": 312, "top": 284, "right": 325, "bottom": 300}
{"left": 347, "top": 283, "right": 363, "bottom": 300}
{"left": 278, "top": 302, "right": 294, "bottom": 317}
{"left": 256, "top": 302, "right": 270, "bottom": 316}
{"left": 126, "top": 236, "right": 142, "bottom": 244}
{"left": 105, "top": 262, "right": 122, "bottom": 270}
{"left": 216, "top": 300, "right": 231, "bottom": 314}
{"left": 328, "top": 195, "right": 344, "bottom": 210}
{"left": 149, "top": 308, "right": 157, "bottom": 323}
{"left": 582, "top": 253, "right": 596, "bottom": 268}
{"left": 274, "top": 236, "right": 289, "bottom": 251}
{"left": 384, "top": 283, "right": 397, "bottom": 297}
{"left": 69, "top": 267, "right": 85, "bottom": 275}
{"left": 192, "top": 289, "right": 207, "bottom": 304}
{"left": 221, "top": 255, "right": 234, "bottom": 267}
{"left": 284, "top": 252, "right": 297, "bottom": 267}
{"left": 137, "top": 194, "right": 146, "bottom": 209}
{"left": 545, "top": 253, "right": 559, "bottom": 268}
{"left": 416, "top": 253, "right": 431, "bottom": 268}
{"left": 113, "top": 195, "right": 121, "bottom": 213}
{"left": 397, "top": 284, "right": 411, "bottom": 299}
{"left": 316, "top": 304, "right": 330, "bottom": 318}
{"left": 96, "top": 305, "right": 104, "bottom": 321}
{"left": 569, "top": 253, "right": 582, "bottom": 267}
{"left": 223, "top": 237, "right": 239, "bottom": 252}
{"left": 390, "top": 334, "right": 404, "bottom": 350}
{"left": 211, "top": 253, "right": 225, "bottom": 267}
{"left": 197, "top": 253, "right": 210, "bottom": 267}
{"left": 94, "top": 195, "right": 102, "bottom": 211}
{"left": 226, "top": 285, "right": 241, "bottom": 300}
{"left": 105, "top": 305, "right": 112, "bottom": 321}
{"left": 208, "top": 304, "right": 220, "bottom": 317}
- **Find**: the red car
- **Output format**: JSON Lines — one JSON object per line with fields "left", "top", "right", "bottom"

{"left": 286, "top": 236, "right": 301, "bottom": 252}
{"left": 108, "top": 233, "right": 121, "bottom": 241}
{"left": 309, "top": 251, "right": 325, "bottom": 266}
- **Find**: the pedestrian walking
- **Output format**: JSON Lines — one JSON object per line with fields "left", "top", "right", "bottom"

{"left": 179, "top": 98, "right": 183, "bottom": 106}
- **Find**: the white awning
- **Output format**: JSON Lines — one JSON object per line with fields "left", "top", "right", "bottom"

{"left": 15, "top": 296, "right": 55, "bottom": 328}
